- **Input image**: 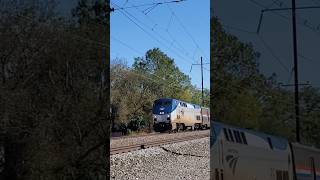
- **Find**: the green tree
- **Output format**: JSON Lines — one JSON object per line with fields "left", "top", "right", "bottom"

{"left": 300, "top": 86, "right": 320, "bottom": 146}
{"left": 111, "top": 48, "right": 210, "bottom": 132}
{"left": 133, "top": 48, "right": 193, "bottom": 100}
{"left": 211, "top": 16, "right": 299, "bottom": 141}
{"left": 0, "top": 0, "right": 110, "bottom": 179}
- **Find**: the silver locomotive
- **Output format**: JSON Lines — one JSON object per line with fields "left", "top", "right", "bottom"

{"left": 152, "top": 98, "right": 210, "bottom": 132}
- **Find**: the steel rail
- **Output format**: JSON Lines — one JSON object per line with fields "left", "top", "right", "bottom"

{"left": 110, "top": 133, "right": 208, "bottom": 155}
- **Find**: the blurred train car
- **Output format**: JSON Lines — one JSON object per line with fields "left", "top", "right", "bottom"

{"left": 152, "top": 98, "right": 210, "bottom": 132}
{"left": 210, "top": 121, "right": 320, "bottom": 180}
{"left": 291, "top": 143, "right": 320, "bottom": 180}
{"left": 211, "top": 122, "right": 294, "bottom": 180}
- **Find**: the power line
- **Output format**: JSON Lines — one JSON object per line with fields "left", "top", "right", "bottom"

{"left": 5, "top": 2, "right": 207, "bottom": 93}
{"left": 257, "top": 35, "right": 290, "bottom": 72}
{"left": 111, "top": 1, "right": 197, "bottom": 67}
{"left": 222, "top": 24, "right": 256, "bottom": 34}
{"left": 112, "top": 67, "right": 208, "bottom": 95}
{"left": 218, "top": 23, "right": 317, "bottom": 98}
{"left": 248, "top": 0, "right": 320, "bottom": 37}
{"left": 166, "top": 4, "right": 210, "bottom": 63}
{"left": 111, "top": 0, "right": 186, "bottom": 11}
{"left": 213, "top": 80, "right": 314, "bottom": 109}
{"left": 286, "top": 67, "right": 294, "bottom": 84}
{"left": 111, "top": 1, "right": 211, "bottom": 86}
{"left": 111, "top": 35, "right": 143, "bottom": 55}
{"left": 118, "top": 0, "right": 197, "bottom": 64}
{"left": 220, "top": 24, "right": 315, "bottom": 62}
{"left": 219, "top": 24, "right": 291, "bottom": 73}
{"left": 250, "top": 0, "right": 320, "bottom": 142}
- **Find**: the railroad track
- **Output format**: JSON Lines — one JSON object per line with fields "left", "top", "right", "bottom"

{"left": 111, "top": 129, "right": 210, "bottom": 140}
{"left": 111, "top": 132, "right": 160, "bottom": 140}
{"left": 110, "top": 133, "right": 208, "bottom": 155}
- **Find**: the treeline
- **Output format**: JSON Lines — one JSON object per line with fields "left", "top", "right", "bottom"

{"left": 0, "top": 0, "right": 109, "bottom": 179}
{"left": 110, "top": 48, "right": 210, "bottom": 132}
{"left": 211, "top": 17, "right": 320, "bottom": 147}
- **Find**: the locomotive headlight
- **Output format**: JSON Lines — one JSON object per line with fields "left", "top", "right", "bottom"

{"left": 167, "top": 115, "right": 170, "bottom": 118}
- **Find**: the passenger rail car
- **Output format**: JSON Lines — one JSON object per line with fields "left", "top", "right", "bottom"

{"left": 152, "top": 98, "right": 210, "bottom": 132}
{"left": 211, "top": 121, "right": 320, "bottom": 180}
{"left": 291, "top": 143, "right": 320, "bottom": 180}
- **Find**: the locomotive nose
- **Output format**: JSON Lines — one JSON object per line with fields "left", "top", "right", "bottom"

{"left": 154, "top": 114, "right": 170, "bottom": 122}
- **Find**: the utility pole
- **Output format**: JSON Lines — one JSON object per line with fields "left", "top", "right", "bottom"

{"left": 201, "top": 57, "right": 204, "bottom": 125}
{"left": 190, "top": 57, "right": 206, "bottom": 126}
{"left": 255, "top": 1, "right": 320, "bottom": 143}
{"left": 190, "top": 57, "right": 206, "bottom": 107}
{"left": 291, "top": 0, "right": 300, "bottom": 143}
{"left": 201, "top": 57, "right": 204, "bottom": 108}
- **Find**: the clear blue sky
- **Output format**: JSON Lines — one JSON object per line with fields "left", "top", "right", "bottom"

{"left": 110, "top": 0, "right": 210, "bottom": 89}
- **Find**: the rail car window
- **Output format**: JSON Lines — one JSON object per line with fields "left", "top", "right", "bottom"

{"left": 240, "top": 132, "right": 247, "bottom": 144}
{"left": 228, "top": 129, "right": 234, "bottom": 142}
{"left": 283, "top": 171, "right": 288, "bottom": 180}
{"left": 276, "top": 170, "right": 282, "bottom": 180}
{"left": 233, "top": 130, "right": 239, "bottom": 143}
{"left": 267, "top": 137, "right": 273, "bottom": 150}
{"left": 155, "top": 100, "right": 171, "bottom": 107}
{"left": 180, "top": 102, "right": 187, "bottom": 107}
{"left": 196, "top": 116, "right": 201, "bottom": 120}
{"left": 223, "top": 128, "right": 230, "bottom": 141}
{"left": 233, "top": 130, "right": 242, "bottom": 143}
{"left": 276, "top": 170, "right": 289, "bottom": 180}
{"left": 237, "top": 131, "right": 243, "bottom": 143}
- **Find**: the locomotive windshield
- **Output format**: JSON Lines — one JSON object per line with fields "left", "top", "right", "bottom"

{"left": 152, "top": 99, "right": 178, "bottom": 115}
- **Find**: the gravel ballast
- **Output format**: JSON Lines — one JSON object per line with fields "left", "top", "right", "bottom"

{"left": 110, "top": 137, "right": 209, "bottom": 180}
{"left": 111, "top": 130, "right": 209, "bottom": 148}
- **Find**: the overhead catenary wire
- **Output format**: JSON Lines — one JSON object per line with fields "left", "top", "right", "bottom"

{"left": 248, "top": 0, "right": 320, "bottom": 37}
{"left": 112, "top": 67, "right": 208, "bottom": 94}
{"left": 257, "top": 35, "right": 290, "bottom": 72}
{"left": 118, "top": 0, "right": 197, "bottom": 64}
{"left": 166, "top": 3, "right": 210, "bottom": 64}
{"left": 219, "top": 24, "right": 291, "bottom": 73}
{"left": 124, "top": 0, "right": 194, "bottom": 62}
{"left": 111, "top": 0, "right": 211, "bottom": 89}
{"left": 5, "top": 3, "right": 208, "bottom": 93}
{"left": 216, "top": 25, "right": 288, "bottom": 77}
{"left": 220, "top": 23, "right": 315, "bottom": 62}
{"left": 213, "top": 80, "right": 318, "bottom": 112}
{"left": 218, "top": 23, "right": 317, "bottom": 88}
{"left": 111, "top": 35, "right": 144, "bottom": 55}
{"left": 111, "top": 1, "right": 199, "bottom": 67}
{"left": 111, "top": 0, "right": 186, "bottom": 11}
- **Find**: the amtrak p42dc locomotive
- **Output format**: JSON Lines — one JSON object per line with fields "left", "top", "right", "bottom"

{"left": 211, "top": 121, "right": 320, "bottom": 180}
{"left": 152, "top": 98, "right": 210, "bottom": 132}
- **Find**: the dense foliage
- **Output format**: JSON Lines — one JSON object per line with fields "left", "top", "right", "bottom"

{"left": 0, "top": 0, "right": 109, "bottom": 179}
{"left": 211, "top": 16, "right": 320, "bottom": 147}
{"left": 111, "top": 48, "right": 210, "bottom": 132}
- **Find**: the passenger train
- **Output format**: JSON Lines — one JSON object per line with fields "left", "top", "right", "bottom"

{"left": 211, "top": 121, "right": 320, "bottom": 180}
{"left": 152, "top": 98, "right": 320, "bottom": 180}
{"left": 152, "top": 98, "right": 210, "bottom": 132}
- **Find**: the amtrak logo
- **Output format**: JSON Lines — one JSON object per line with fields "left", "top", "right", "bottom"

{"left": 226, "top": 154, "right": 239, "bottom": 175}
